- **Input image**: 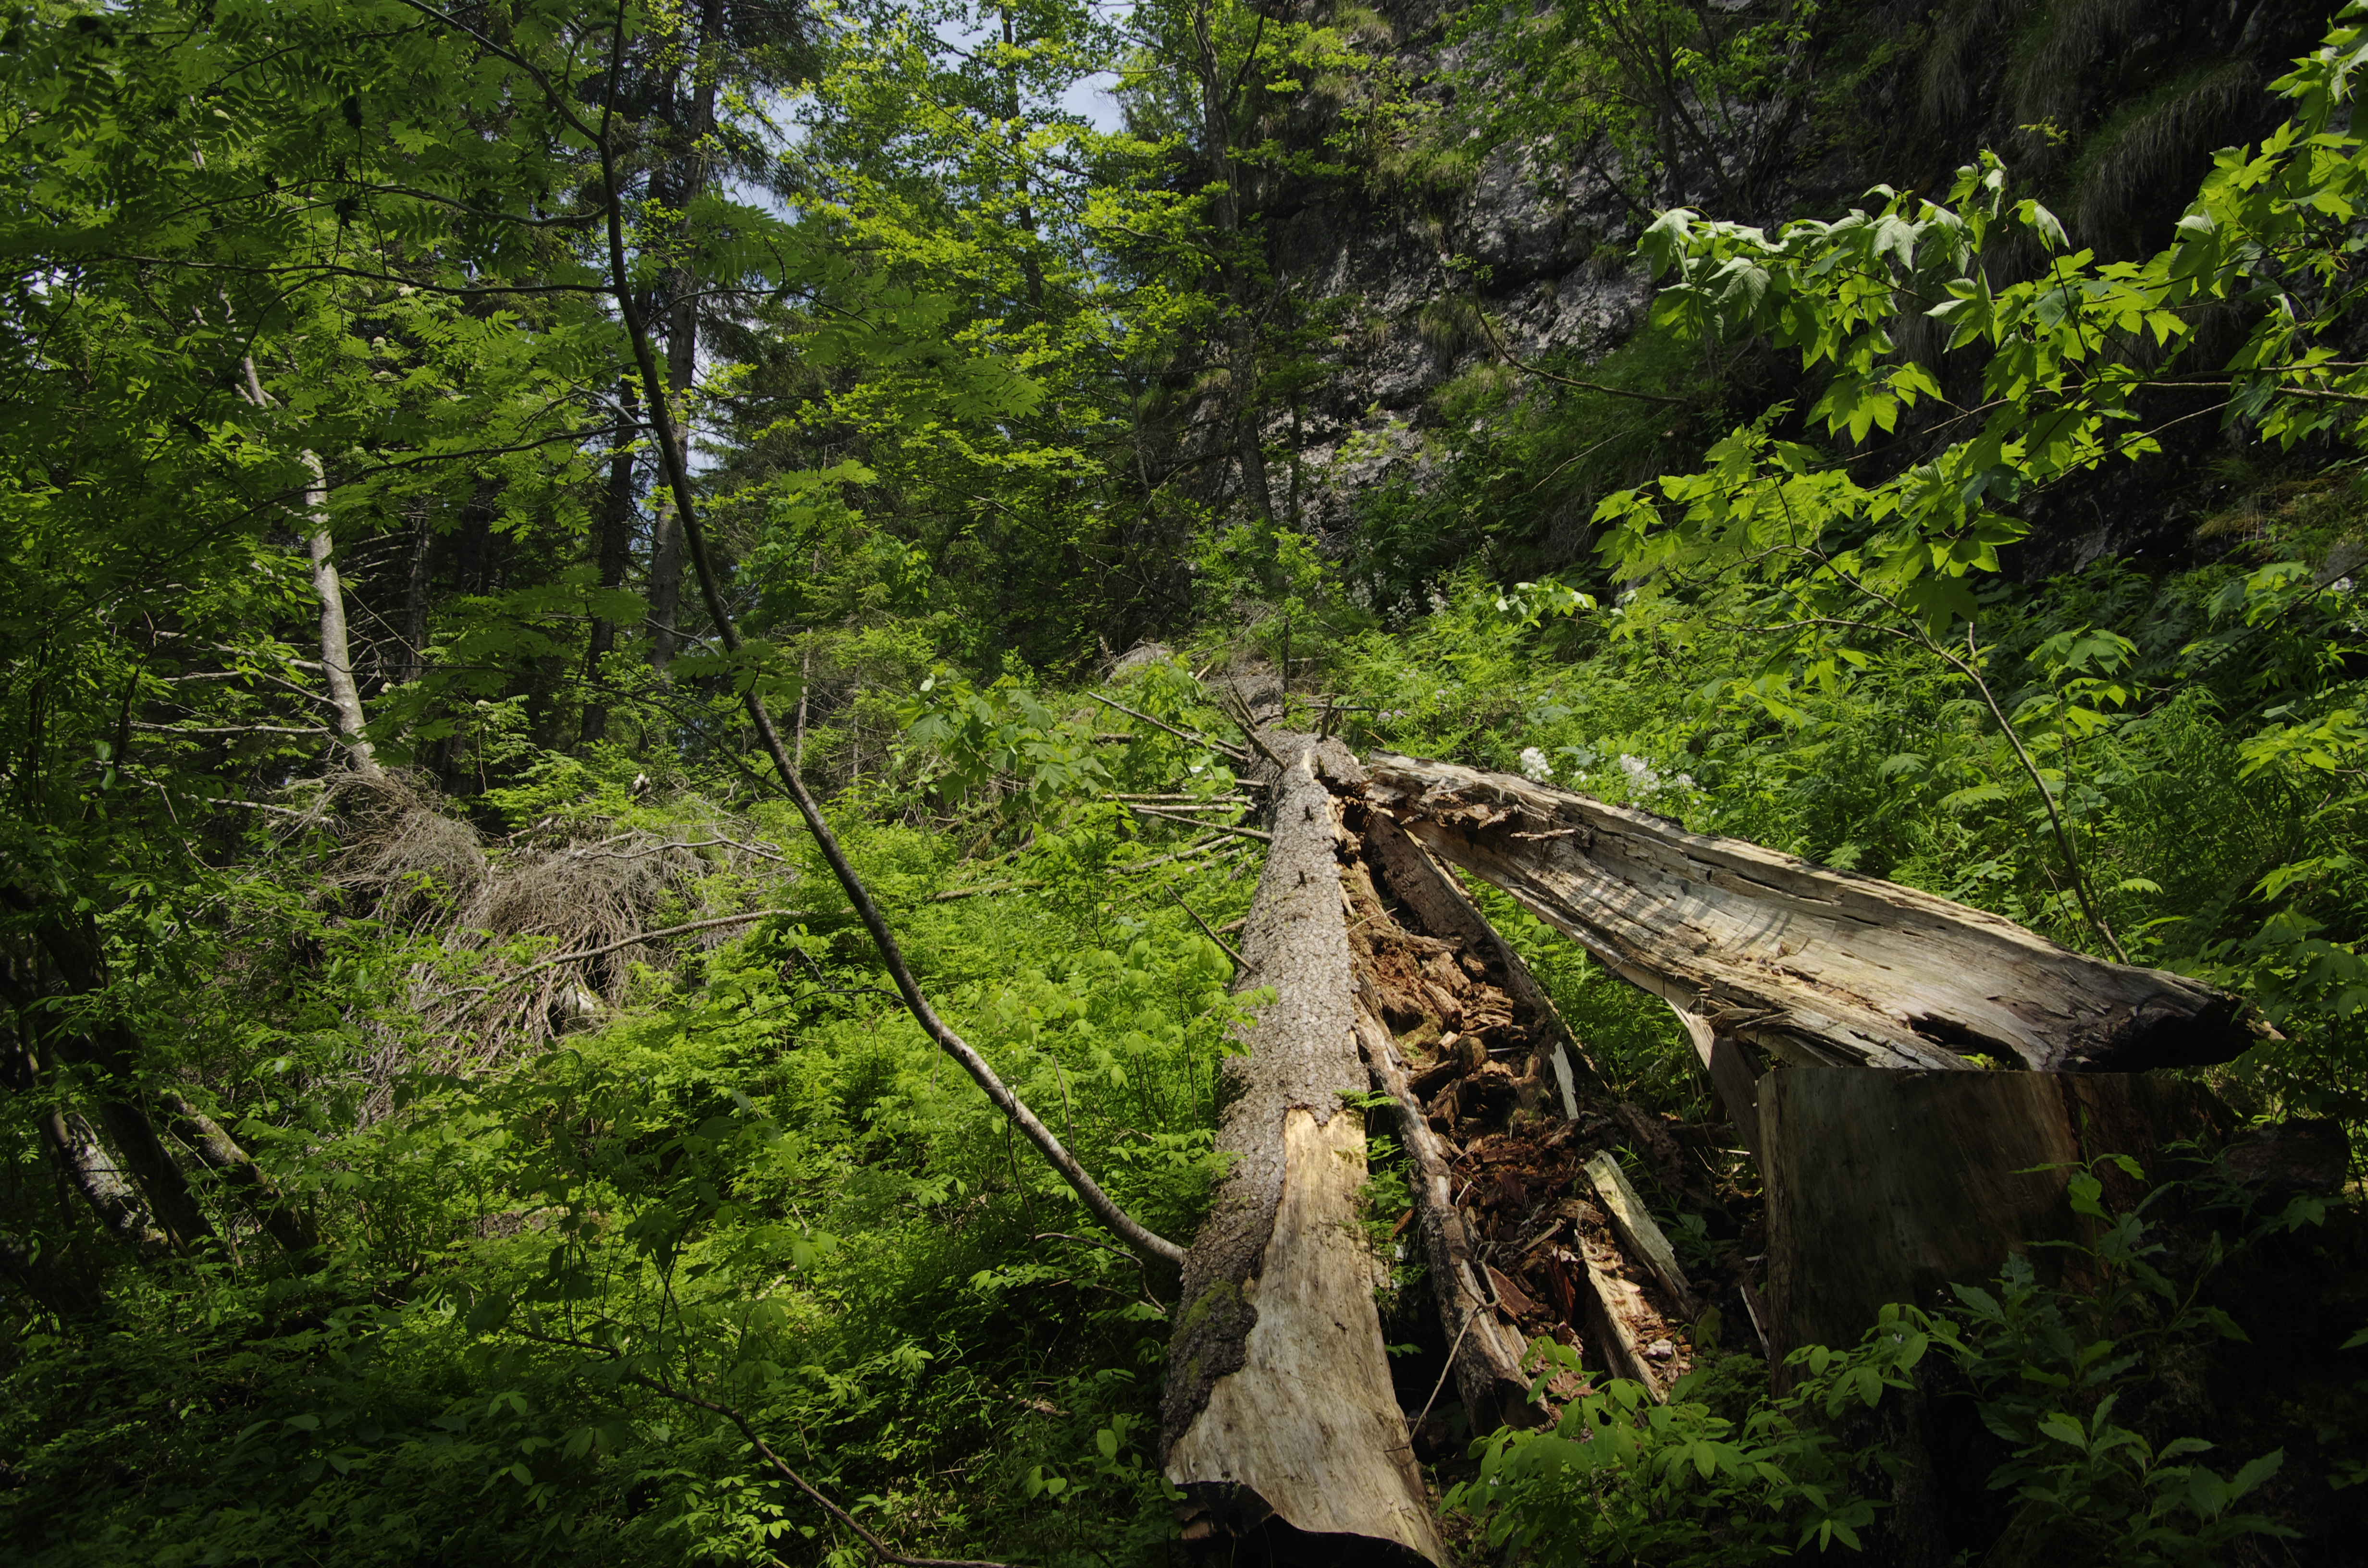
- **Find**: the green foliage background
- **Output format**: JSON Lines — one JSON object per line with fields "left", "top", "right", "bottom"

{"left": 9, "top": 0, "right": 2368, "bottom": 1562}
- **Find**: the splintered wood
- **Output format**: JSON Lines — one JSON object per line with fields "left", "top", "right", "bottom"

{"left": 1340, "top": 799, "right": 1703, "bottom": 1409}
{"left": 1366, "top": 753, "right": 2258, "bottom": 1075}
{"left": 1158, "top": 725, "right": 1734, "bottom": 1561}
{"left": 1155, "top": 728, "right": 2281, "bottom": 1560}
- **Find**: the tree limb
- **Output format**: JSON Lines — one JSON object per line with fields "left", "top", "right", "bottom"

{"left": 1473, "top": 303, "right": 1691, "bottom": 406}
{"left": 587, "top": 4, "right": 1182, "bottom": 1279}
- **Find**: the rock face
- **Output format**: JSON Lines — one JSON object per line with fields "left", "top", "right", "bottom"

{"left": 1188, "top": 0, "right": 1659, "bottom": 560}
{"left": 1150, "top": 0, "right": 2338, "bottom": 588}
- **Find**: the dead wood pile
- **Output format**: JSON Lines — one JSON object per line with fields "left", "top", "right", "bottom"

{"left": 308, "top": 775, "right": 801, "bottom": 1109}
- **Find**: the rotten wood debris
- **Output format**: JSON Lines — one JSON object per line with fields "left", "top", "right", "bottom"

{"left": 1152, "top": 716, "right": 2280, "bottom": 1562}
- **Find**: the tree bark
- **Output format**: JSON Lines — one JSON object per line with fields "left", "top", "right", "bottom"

{"left": 3, "top": 920, "right": 217, "bottom": 1253}
{"left": 1160, "top": 733, "right": 1445, "bottom": 1564}
{"left": 41, "top": 1105, "right": 167, "bottom": 1254}
{"left": 160, "top": 1090, "right": 320, "bottom": 1260}
{"left": 399, "top": 495, "right": 432, "bottom": 684}
{"left": 583, "top": 378, "right": 641, "bottom": 743}
{"left": 649, "top": 0, "right": 726, "bottom": 675}
{"left": 1757, "top": 1068, "right": 2237, "bottom": 1377}
{"left": 239, "top": 354, "right": 380, "bottom": 776}
{"left": 303, "top": 453, "right": 382, "bottom": 779}
{"left": 1190, "top": 0, "right": 1274, "bottom": 524}
{"left": 1366, "top": 753, "right": 2257, "bottom": 1074}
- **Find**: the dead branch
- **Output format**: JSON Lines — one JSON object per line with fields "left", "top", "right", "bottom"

{"left": 1085, "top": 690, "right": 1251, "bottom": 762}
{"left": 583, "top": 33, "right": 1182, "bottom": 1277}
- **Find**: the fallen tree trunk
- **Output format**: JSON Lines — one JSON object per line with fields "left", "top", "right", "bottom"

{"left": 1159, "top": 735, "right": 1445, "bottom": 1564}
{"left": 1367, "top": 753, "right": 2258, "bottom": 1074}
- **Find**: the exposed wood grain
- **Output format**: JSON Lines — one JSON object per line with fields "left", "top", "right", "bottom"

{"left": 1368, "top": 753, "right": 2258, "bottom": 1074}
{"left": 1572, "top": 1244, "right": 1669, "bottom": 1397}
{"left": 1166, "top": 1109, "right": 1445, "bottom": 1558}
{"left": 1583, "top": 1152, "right": 1697, "bottom": 1319}
{"left": 1160, "top": 735, "right": 1445, "bottom": 1564}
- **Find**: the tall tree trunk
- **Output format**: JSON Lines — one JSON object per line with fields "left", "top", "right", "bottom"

{"left": 1192, "top": 0, "right": 1274, "bottom": 524}
{"left": 0, "top": 1028, "right": 111, "bottom": 1313}
{"left": 649, "top": 0, "right": 726, "bottom": 675}
{"left": 583, "top": 378, "right": 641, "bottom": 743}
{"left": 1160, "top": 728, "right": 1445, "bottom": 1563}
{"left": 40, "top": 1105, "right": 166, "bottom": 1254}
{"left": 240, "top": 355, "right": 380, "bottom": 777}
{"left": 999, "top": 8, "right": 1047, "bottom": 312}
{"left": 302, "top": 452, "right": 382, "bottom": 779}
{"left": 1, "top": 919, "right": 216, "bottom": 1253}
{"left": 399, "top": 496, "right": 432, "bottom": 684}
{"left": 159, "top": 1090, "right": 320, "bottom": 1260}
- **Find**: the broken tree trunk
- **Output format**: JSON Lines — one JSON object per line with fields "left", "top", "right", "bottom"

{"left": 1160, "top": 735, "right": 1445, "bottom": 1565}
{"left": 1367, "top": 754, "right": 2257, "bottom": 1074}
{"left": 1757, "top": 1068, "right": 2237, "bottom": 1377}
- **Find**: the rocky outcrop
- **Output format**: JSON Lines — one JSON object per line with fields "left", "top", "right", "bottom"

{"left": 1150, "top": 0, "right": 2342, "bottom": 588}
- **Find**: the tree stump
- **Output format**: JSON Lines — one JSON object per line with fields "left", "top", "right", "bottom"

{"left": 1757, "top": 1067, "right": 2235, "bottom": 1375}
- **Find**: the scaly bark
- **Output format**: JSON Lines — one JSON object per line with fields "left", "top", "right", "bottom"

{"left": 1160, "top": 731, "right": 1445, "bottom": 1563}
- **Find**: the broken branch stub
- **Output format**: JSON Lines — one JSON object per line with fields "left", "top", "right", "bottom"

{"left": 1160, "top": 735, "right": 1445, "bottom": 1564}
{"left": 1367, "top": 753, "right": 2257, "bottom": 1074}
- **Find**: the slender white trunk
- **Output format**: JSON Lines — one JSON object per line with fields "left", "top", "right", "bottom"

{"left": 300, "top": 453, "right": 380, "bottom": 776}
{"left": 242, "top": 357, "right": 380, "bottom": 777}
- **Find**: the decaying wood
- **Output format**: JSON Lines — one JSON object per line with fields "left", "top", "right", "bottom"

{"left": 1573, "top": 1242, "right": 1676, "bottom": 1396}
{"left": 1758, "top": 1068, "right": 2236, "bottom": 1377}
{"left": 1350, "top": 992, "right": 1541, "bottom": 1436}
{"left": 1359, "top": 807, "right": 1604, "bottom": 1113}
{"left": 1336, "top": 784, "right": 1716, "bottom": 1436}
{"left": 1583, "top": 1152, "right": 1696, "bottom": 1319}
{"left": 1368, "top": 753, "right": 2257, "bottom": 1074}
{"left": 1160, "top": 735, "right": 1444, "bottom": 1564}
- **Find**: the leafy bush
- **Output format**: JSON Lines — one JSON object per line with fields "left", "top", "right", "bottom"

{"left": 1448, "top": 1157, "right": 2321, "bottom": 1567}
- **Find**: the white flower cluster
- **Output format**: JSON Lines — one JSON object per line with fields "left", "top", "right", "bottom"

{"left": 1518, "top": 746, "right": 1554, "bottom": 781}
{"left": 1618, "top": 753, "right": 1696, "bottom": 797}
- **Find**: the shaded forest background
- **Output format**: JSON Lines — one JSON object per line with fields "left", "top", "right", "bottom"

{"left": 9, "top": 0, "right": 2368, "bottom": 1561}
